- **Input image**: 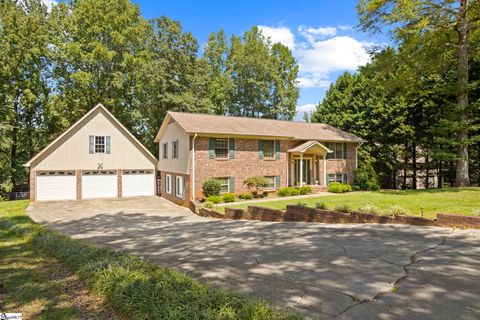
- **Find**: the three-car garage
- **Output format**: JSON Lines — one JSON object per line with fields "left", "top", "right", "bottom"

{"left": 26, "top": 104, "right": 158, "bottom": 202}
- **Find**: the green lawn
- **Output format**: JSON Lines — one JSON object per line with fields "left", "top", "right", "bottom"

{"left": 0, "top": 200, "right": 301, "bottom": 320}
{"left": 220, "top": 187, "right": 480, "bottom": 219}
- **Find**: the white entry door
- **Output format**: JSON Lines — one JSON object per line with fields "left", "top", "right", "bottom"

{"left": 122, "top": 170, "right": 154, "bottom": 197}
{"left": 36, "top": 171, "right": 76, "bottom": 201}
{"left": 82, "top": 170, "right": 118, "bottom": 199}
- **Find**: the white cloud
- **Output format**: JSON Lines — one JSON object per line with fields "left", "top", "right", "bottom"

{"left": 41, "top": 0, "right": 57, "bottom": 12}
{"left": 298, "top": 26, "right": 337, "bottom": 44}
{"left": 258, "top": 25, "right": 295, "bottom": 50}
{"left": 296, "top": 103, "right": 317, "bottom": 114}
{"left": 296, "top": 77, "right": 331, "bottom": 89}
{"left": 338, "top": 25, "right": 353, "bottom": 31}
{"left": 296, "top": 36, "right": 371, "bottom": 88}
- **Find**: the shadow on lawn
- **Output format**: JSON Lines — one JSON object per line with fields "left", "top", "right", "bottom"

{"left": 42, "top": 210, "right": 480, "bottom": 319}
{"left": 379, "top": 187, "right": 480, "bottom": 195}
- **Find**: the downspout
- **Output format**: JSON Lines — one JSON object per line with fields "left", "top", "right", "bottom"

{"left": 191, "top": 134, "right": 198, "bottom": 200}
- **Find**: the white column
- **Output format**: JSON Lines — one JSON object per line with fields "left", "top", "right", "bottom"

{"left": 300, "top": 153, "right": 303, "bottom": 187}
{"left": 323, "top": 154, "right": 327, "bottom": 186}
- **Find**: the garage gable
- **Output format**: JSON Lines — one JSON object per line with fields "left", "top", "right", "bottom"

{"left": 25, "top": 104, "right": 157, "bottom": 171}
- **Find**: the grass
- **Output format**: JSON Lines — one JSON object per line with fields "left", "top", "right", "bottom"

{"left": 0, "top": 200, "right": 301, "bottom": 320}
{"left": 219, "top": 187, "right": 480, "bottom": 219}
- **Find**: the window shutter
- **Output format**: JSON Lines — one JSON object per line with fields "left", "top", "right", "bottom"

{"left": 229, "top": 176, "right": 235, "bottom": 192}
{"left": 89, "top": 136, "right": 94, "bottom": 154}
{"left": 275, "top": 175, "right": 280, "bottom": 189}
{"left": 176, "top": 140, "right": 179, "bottom": 158}
{"left": 209, "top": 138, "right": 215, "bottom": 159}
{"left": 258, "top": 140, "right": 264, "bottom": 159}
{"left": 343, "top": 143, "right": 348, "bottom": 159}
{"left": 229, "top": 138, "right": 235, "bottom": 159}
{"left": 275, "top": 140, "right": 280, "bottom": 159}
{"left": 106, "top": 136, "right": 111, "bottom": 154}
{"left": 343, "top": 174, "right": 348, "bottom": 184}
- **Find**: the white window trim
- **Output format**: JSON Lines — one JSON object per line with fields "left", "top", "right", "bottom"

{"left": 214, "top": 138, "right": 229, "bottom": 159}
{"left": 263, "top": 140, "right": 275, "bottom": 159}
{"left": 176, "top": 176, "right": 184, "bottom": 198}
{"left": 216, "top": 177, "right": 230, "bottom": 193}
{"left": 94, "top": 135, "right": 106, "bottom": 154}
{"left": 264, "top": 176, "right": 276, "bottom": 190}
{"left": 165, "top": 174, "right": 172, "bottom": 194}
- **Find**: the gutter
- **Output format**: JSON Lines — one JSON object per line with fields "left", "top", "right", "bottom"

{"left": 191, "top": 134, "right": 198, "bottom": 200}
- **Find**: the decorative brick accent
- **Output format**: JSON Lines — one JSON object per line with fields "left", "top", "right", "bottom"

{"left": 29, "top": 170, "right": 36, "bottom": 202}
{"left": 117, "top": 169, "right": 122, "bottom": 198}
{"left": 76, "top": 170, "right": 82, "bottom": 200}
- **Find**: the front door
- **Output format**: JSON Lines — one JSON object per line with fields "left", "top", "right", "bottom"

{"left": 293, "top": 158, "right": 311, "bottom": 185}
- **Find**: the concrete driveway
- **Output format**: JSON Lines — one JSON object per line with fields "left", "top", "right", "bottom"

{"left": 28, "top": 197, "right": 480, "bottom": 319}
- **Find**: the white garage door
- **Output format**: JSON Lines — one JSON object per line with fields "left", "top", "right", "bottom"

{"left": 82, "top": 170, "right": 118, "bottom": 199}
{"left": 122, "top": 170, "right": 154, "bottom": 197}
{"left": 36, "top": 171, "right": 76, "bottom": 201}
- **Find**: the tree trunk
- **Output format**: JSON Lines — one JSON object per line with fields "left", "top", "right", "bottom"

{"left": 438, "top": 160, "right": 443, "bottom": 188}
{"left": 9, "top": 101, "right": 19, "bottom": 198}
{"left": 455, "top": 0, "right": 471, "bottom": 186}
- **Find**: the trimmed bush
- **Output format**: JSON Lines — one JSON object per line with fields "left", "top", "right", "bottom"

{"left": 277, "top": 187, "right": 291, "bottom": 197}
{"left": 328, "top": 182, "right": 352, "bottom": 193}
{"left": 223, "top": 193, "right": 235, "bottom": 203}
{"left": 203, "top": 201, "right": 214, "bottom": 209}
{"left": 387, "top": 205, "right": 412, "bottom": 216}
{"left": 238, "top": 193, "right": 253, "bottom": 200}
{"left": 366, "top": 181, "right": 380, "bottom": 191}
{"left": 289, "top": 188, "right": 300, "bottom": 196}
{"left": 359, "top": 204, "right": 382, "bottom": 215}
{"left": 243, "top": 176, "right": 269, "bottom": 195}
{"left": 299, "top": 185, "right": 312, "bottom": 195}
{"left": 315, "top": 201, "right": 327, "bottom": 210}
{"left": 206, "top": 195, "right": 222, "bottom": 204}
{"left": 202, "top": 179, "right": 221, "bottom": 197}
{"left": 335, "top": 204, "right": 352, "bottom": 213}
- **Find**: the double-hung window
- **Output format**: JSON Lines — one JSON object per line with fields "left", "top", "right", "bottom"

{"left": 165, "top": 174, "right": 172, "bottom": 194}
{"left": 172, "top": 140, "right": 179, "bottom": 159}
{"left": 162, "top": 142, "right": 168, "bottom": 159}
{"left": 214, "top": 138, "right": 229, "bottom": 159}
{"left": 216, "top": 177, "right": 229, "bottom": 193}
{"left": 265, "top": 176, "right": 276, "bottom": 190}
{"left": 325, "top": 142, "right": 347, "bottom": 159}
{"left": 263, "top": 140, "right": 275, "bottom": 158}
{"left": 89, "top": 135, "right": 110, "bottom": 154}
{"left": 328, "top": 173, "right": 346, "bottom": 184}
{"left": 176, "top": 176, "right": 184, "bottom": 198}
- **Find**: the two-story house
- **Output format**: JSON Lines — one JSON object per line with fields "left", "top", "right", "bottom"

{"left": 155, "top": 111, "right": 364, "bottom": 206}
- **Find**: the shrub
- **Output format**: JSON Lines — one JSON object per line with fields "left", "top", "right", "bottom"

{"left": 473, "top": 209, "right": 480, "bottom": 216}
{"left": 299, "top": 185, "right": 312, "bottom": 195}
{"left": 238, "top": 193, "right": 253, "bottom": 200}
{"left": 315, "top": 201, "right": 327, "bottom": 210}
{"left": 243, "top": 176, "right": 269, "bottom": 195}
{"left": 203, "top": 201, "right": 214, "bottom": 209}
{"left": 206, "top": 195, "right": 222, "bottom": 204}
{"left": 295, "top": 201, "right": 307, "bottom": 207}
{"left": 202, "top": 179, "right": 221, "bottom": 197}
{"left": 359, "top": 204, "right": 382, "bottom": 215}
{"left": 352, "top": 185, "right": 361, "bottom": 191}
{"left": 387, "top": 205, "right": 412, "bottom": 216}
{"left": 354, "top": 161, "right": 380, "bottom": 191}
{"left": 262, "top": 191, "right": 269, "bottom": 198}
{"left": 277, "top": 187, "right": 291, "bottom": 197}
{"left": 222, "top": 193, "right": 235, "bottom": 203}
{"left": 328, "top": 182, "right": 352, "bottom": 193}
{"left": 289, "top": 188, "right": 300, "bottom": 196}
{"left": 335, "top": 204, "right": 352, "bottom": 213}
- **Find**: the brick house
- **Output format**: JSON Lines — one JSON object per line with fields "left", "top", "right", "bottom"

{"left": 155, "top": 112, "right": 364, "bottom": 206}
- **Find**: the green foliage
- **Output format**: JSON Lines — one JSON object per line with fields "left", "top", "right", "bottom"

{"left": 222, "top": 193, "right": 235, "bottom": 203}
{"left": 335, "top": 204, "right": 352, "bottom": 213}
{"left": 206, "top": 195, "right": 222, "bottom": 204}
{"left": 203, "top": 201, "right": 214, "bottom": 209}
{"left": 238, "top": 193, "right": 253, "bottom": 200}
{"left": 315, "top": 201, "right": 327, "bottom": 210}
{"left": 387, "top": 205, "right": 412, "bottom": 216}
{"left": 354, "top": 161, "right": 380, "bottom": 191}
{"left": 328, "top": 182, "right": 352, "bottom": 193}
{"left": 243, "top": 176, "right": 269, "bottom": 194}
{"left": 473, "top": 209, "right": 480, "bottom": 216}
{"left": 277, "top": 187, "right": 301, "bottom": 197}
{"left": 202, "top": 179, "right": 222, "bottom": 197}
{"left": 295, "top": 201, "right": 307, "bottom": 207}
{"left": 358, "top": 204, "right": 382, "bottom": 215}
{"left": 299, "top": 185, "right": 312, "bottom": 195}
{"left": 289, "top": 188, "right": 300, "bottom": 196}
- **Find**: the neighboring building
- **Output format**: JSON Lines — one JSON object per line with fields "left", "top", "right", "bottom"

{"left": 25, "top": 104, "right": 157, "bottom": 202}
{"left": 155, "top": 112, "right": 364, "bottom": 206}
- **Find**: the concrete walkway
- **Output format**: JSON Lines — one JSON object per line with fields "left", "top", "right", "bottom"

{"left": 28, "top": 197, "right": 480, "bottom": 320}
{"left": 216, "top": 191, "right": 337, "bottom": 207}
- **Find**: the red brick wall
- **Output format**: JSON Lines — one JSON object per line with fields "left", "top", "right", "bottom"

{"left": 191, "top": 137, "right": 288, "bottom": 199}
{"left": 188, "top": 138, "right": 358, "bottom": 200}
{"left": 29, "top": 170, "right": 35, "bottom": 202}
{"left": 159, "top": 170, "right": 190, "bottom": 206}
